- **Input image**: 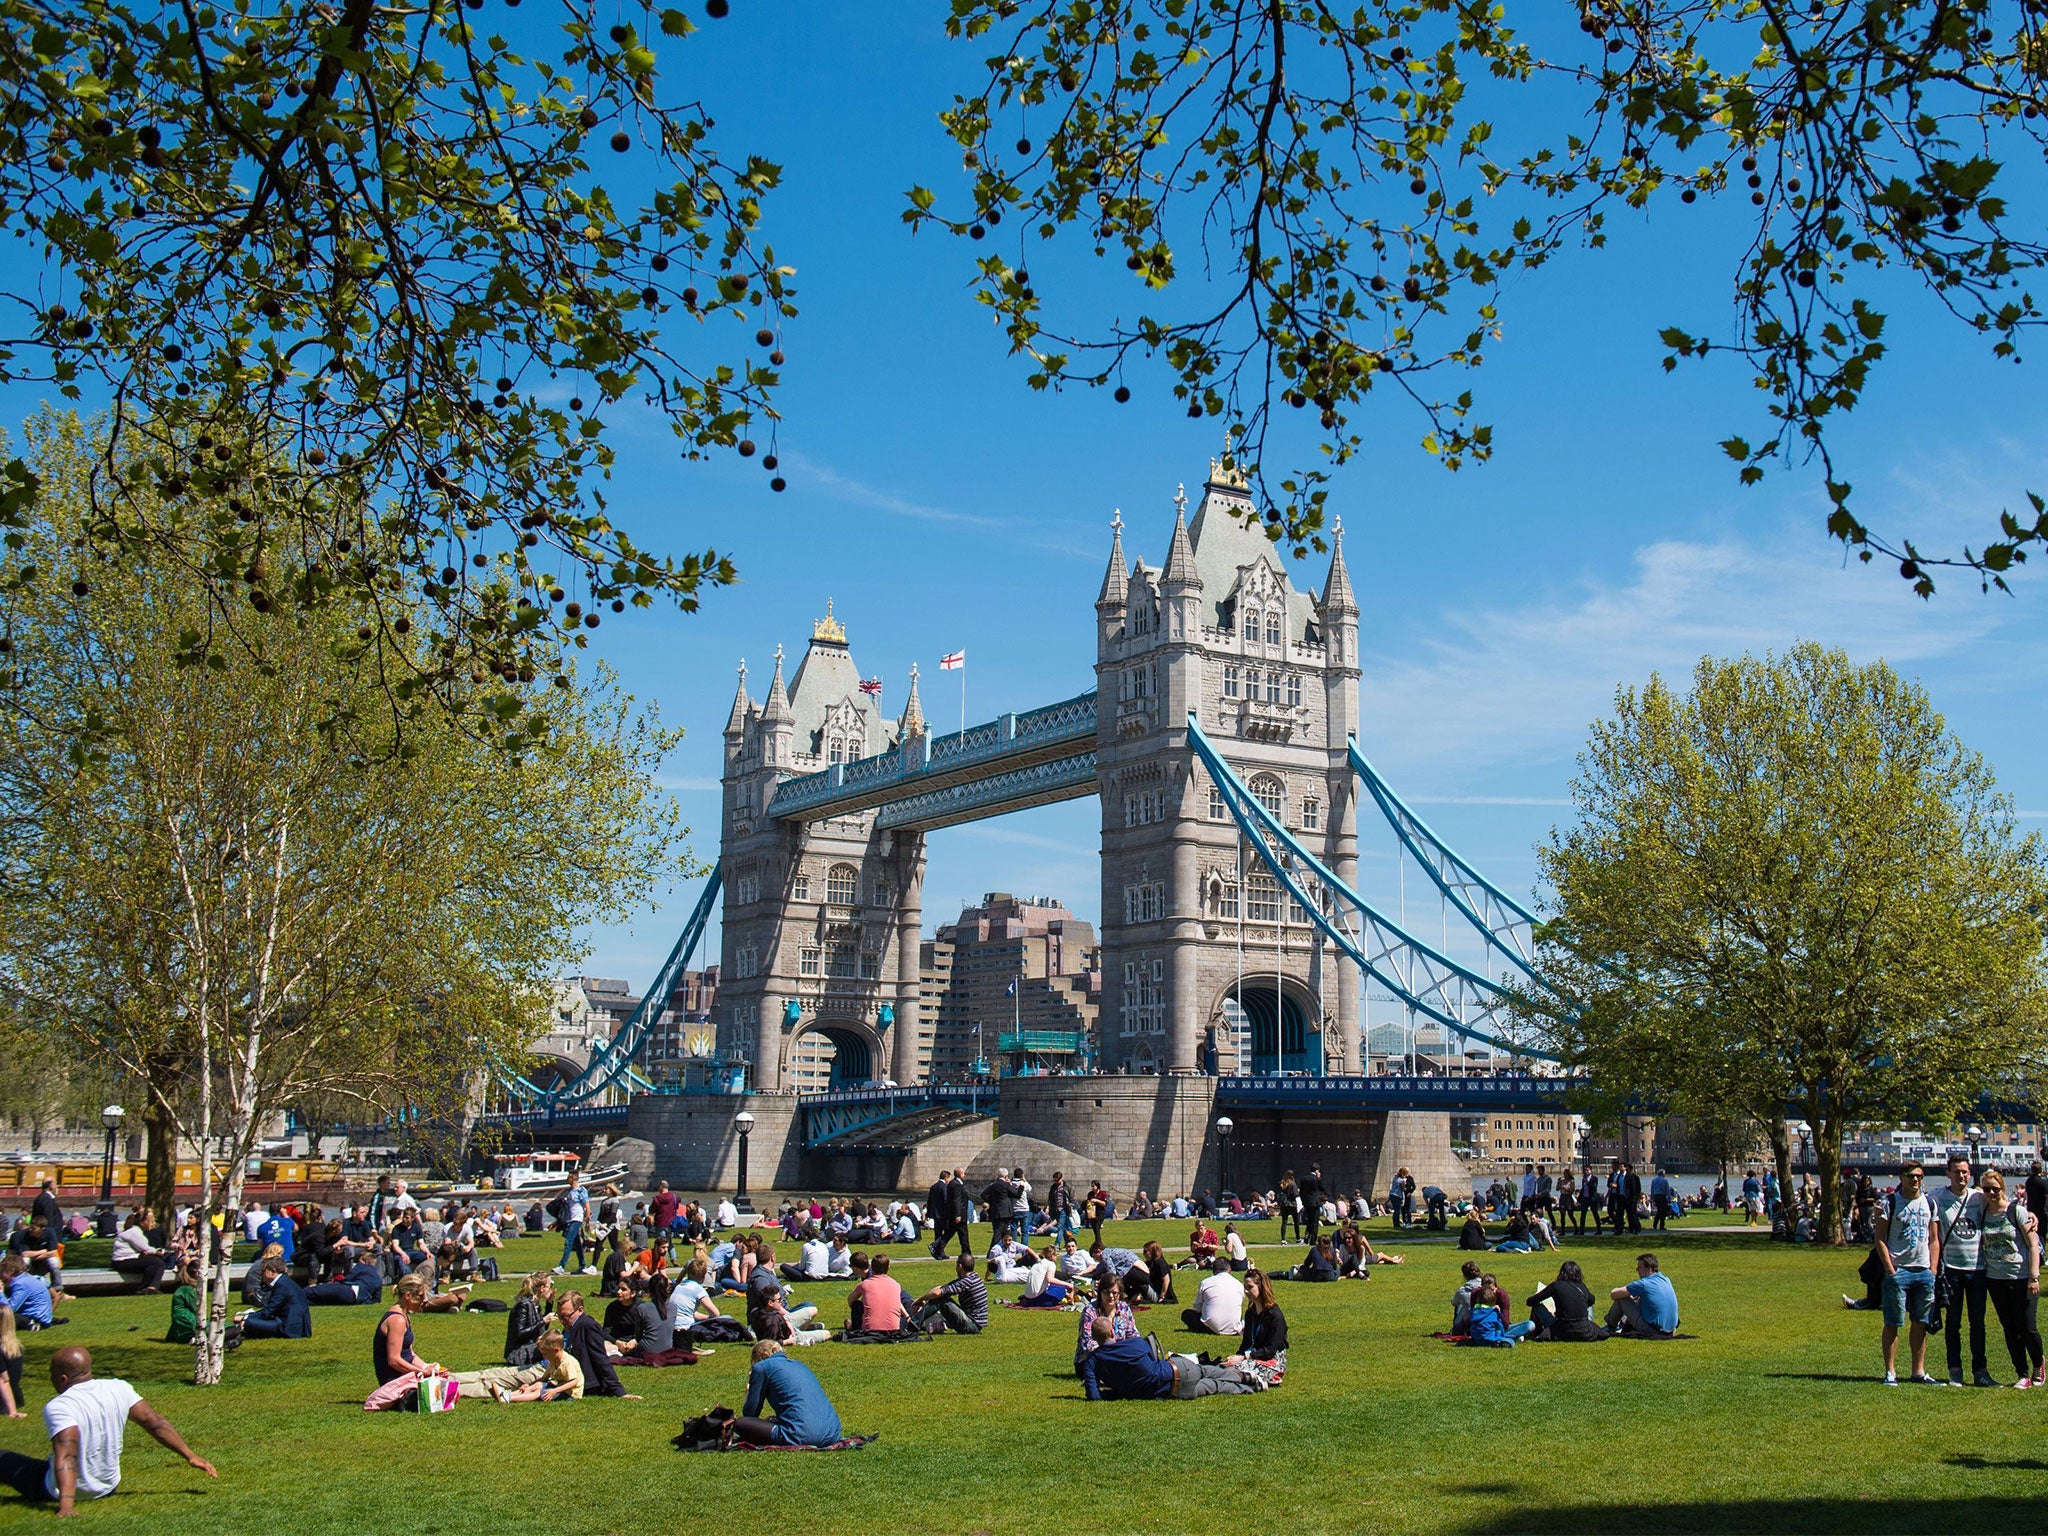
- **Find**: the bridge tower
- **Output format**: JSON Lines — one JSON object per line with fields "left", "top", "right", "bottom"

{"left": 1095, "top": 457, "right": 1361, "bottom": 1076}
{"left": 718, "top": 605, "right": 930, "bottom": 1091}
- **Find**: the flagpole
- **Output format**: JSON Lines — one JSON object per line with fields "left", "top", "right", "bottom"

{"left": 959, "top": 660, "right": 966, "bottom": 745}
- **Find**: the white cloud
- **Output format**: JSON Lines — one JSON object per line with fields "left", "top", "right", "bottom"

{"left": 1361, "top": 522, "right": 2014, "bottom": 789}
{"left": 781, "top": 450, "right": 1102, "bottom": 561}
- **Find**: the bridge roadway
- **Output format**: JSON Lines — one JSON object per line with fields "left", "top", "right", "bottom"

{"left": 764, "top": 690, "right": 1097, "bottom": 829}
{"left": 490, "top": 1073, "right": 1580, "bottom": 1144}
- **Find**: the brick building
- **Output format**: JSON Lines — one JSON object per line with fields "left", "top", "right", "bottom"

{"left": 919, "top": 893, "right": 1102, "bottom": 1081}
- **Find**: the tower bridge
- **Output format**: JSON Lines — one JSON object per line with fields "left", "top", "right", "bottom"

{"left": 497, "top": 454, "right": 1574, "bottom": 1198}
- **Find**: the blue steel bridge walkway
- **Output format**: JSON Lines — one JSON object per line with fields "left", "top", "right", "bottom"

{"left": 765, "top": 690, "right": 1097, "bottom": 831}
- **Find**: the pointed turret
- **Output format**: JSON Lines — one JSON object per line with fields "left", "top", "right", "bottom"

{"left": 1161, "top": 484, "right": 1200, "bottom": 592}
{"left": 898, "top": 662, "right": 926, "bottom": 740}
{"left": 1319, "top": 516, "right": 1358, "bottom": 617}
{"left": 723, "top": 659, "right": 753, "bottom": 738}
{"left": 1095, "top": 510, "right": 1129, "bottom": 611}
{"left": 761, "top": 644, "right": 793, "bottom": 724}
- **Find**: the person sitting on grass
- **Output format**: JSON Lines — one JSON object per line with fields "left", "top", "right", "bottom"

{"left": 1451, "top": 1260, "right": 1486, "bottom": 1332}
{"left": 1017, "top": 1248, "right": 1072, "bottom": 1307}
{"left": 1492, "top": 1210, "right": 1537, "bottom": 1254}
{"left": 1186, "top": 1218, "right": 1220, "bottom": 1269}
{"left": 730, "top": 1338, "right": 842, "bottom": 1447}
{"left": 2, "top": 1302, "right": 25, "bottom": 1418}
{"left": 910, "top": 1255, "right": 989, "bottom": 1335}
{"left": 847, "top": 1254, "right": 912, "bottom": 1333}
{"left": 1131, "top": 1242, "right": 1177, "bottom": 1304}
{"left": 1458, "top": 1208, "right": 1490, "bottom": 1252}
{"left": 1458, "top": 1275, "right": 1533, "bottom": 1347}
{"left": 1182, "top": 1256, "right": 1245, "bottom": 1337}
{"left": 489, "top": 1330, "right": 583, "bottom": 1404}
{"left": 611, "top": 1274, "right": 698, "bottom": 1366}
{"left": 555, "top": 1292, "right": 639, "bottom": 1399}
{"left": 1075, "top": 1273, "right": 1139, "bottom": 1374}
{"left": 1224, "top": 1223, "right": 1249, "bottom": 1273}
{"left": 5, "top": 1215, "right": 64, "bottom": 1303}
{"left": 1605, "top": 1252, "right": 1681, "bottom": 1340}
{"left": 164, "top": 1262, "right": 201, "bottom": 1346}
{"left": 238, "top": 1256, "right": 311, "bottom": 1339}
{"left": 668, "top": 1257, "right": 725, "bottom": 1332}
{"left": 1080, "top": 1317, "right": 1258, "bottom": 1399}
{"left": 1286, "top": 1235, "right": 1342, "bottom": 1282}
{"left": 1224, "top": 1268, "right": 1288, "bottom": 1388}
{"left": 0, "top": 1346, "right": 214, "bottom": 1515}
{"left": 1527, "top": 1261, "right": 1604, "bottom": 1342}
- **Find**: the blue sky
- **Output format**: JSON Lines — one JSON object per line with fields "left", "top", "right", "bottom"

{"left": 555, "top": 6, "right": 2047, "bottom": 988}
{"left": 5, "top": 5, "right": 2042, "bottom": 995}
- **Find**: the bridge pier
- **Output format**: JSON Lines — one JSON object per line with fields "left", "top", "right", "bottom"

{"left": 891, "top": 831, "right": 926, "bottom": 1086}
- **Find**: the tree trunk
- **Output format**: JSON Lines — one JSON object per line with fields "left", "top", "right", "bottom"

{"left": 1816, "top": 1117, "right": 1846, "bottom": 1245}
{"left": 195, "top": 1157, "right": 241, "bottom": 1386}
{"left": 144, "top": 1095, "right": 178, "bottom": 1234}
{"left": 1769, "top": 1115, "right": 1795, "bottom": 1241}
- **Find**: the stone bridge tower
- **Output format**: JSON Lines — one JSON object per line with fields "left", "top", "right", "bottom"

{"left": 1095, "top": 458, "right": 1361, "bottom": 1076}
{"left": 718, "top": 604, "right": 930, "bottom": 1091}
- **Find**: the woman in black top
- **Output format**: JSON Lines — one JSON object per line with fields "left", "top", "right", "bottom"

{"left": 1228, "top": 1268, "right": 1289, "bottom": 1387}
{"left": 1527, "top": 1260, "right": 1603, "bottom": 1341}
{"left": 599, "top": 1230, "right": 633, "bottom": 1294}
{"left": 1135, "top": 1241, "right": 1176, "bottom": 1304}
{"left": 1458, "top": 1209, "right": 1490, "bottom": 1251}
{"left": 503, "top": 1271, "right": 554, "bottom": 1366}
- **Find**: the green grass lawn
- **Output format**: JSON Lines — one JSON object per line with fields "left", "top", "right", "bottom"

{"left": 2, "top": 1220, "right": 2041, "bottom": 1534}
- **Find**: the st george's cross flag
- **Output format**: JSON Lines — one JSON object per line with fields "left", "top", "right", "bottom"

{"left": 858, "top": 677, "right": 883, "bottom": 697}
{"left": 939, "top": 650, "right": 965, "bottom": 670}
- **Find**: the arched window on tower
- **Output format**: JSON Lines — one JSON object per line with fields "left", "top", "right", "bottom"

{"left": 1241, "top": 607, "right": 1259, "bottom": 642}
{"left": 1265, "top": 612, "right": 1283, "bottom": 647}
{"left": 826, "top": 864, "right": 859, "bottom": 905}
{"left": 1250, "top": 775, "right": 1285, "bottom": 820}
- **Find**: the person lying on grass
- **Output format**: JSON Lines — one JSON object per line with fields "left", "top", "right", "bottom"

{"left": 1079, "top": 1317, "right": 1258, "bottom": 1399}
{"left": 490, "top": 1332, "right": 583, "bottom": 1404}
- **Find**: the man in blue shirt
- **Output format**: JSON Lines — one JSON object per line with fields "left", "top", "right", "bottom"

{"left": 1605, "top": 1252, "right": 1680, "bottom": 1337}
{"left": 1650, "top": 1169, "right": 1675, "bottom": 1231}
{"left": 1, "top": 1258, "right": 55, "bottom": 1328}
{"left": 734, "top": 1340, "right": 842, "bottom": 1446}
{"left": 256, "top": 1210, "right": 295, "bottom": 1262}
{"left": 555, "top": 1173, "right": 590, "bottom": 1276}
{"left": 1080, "top": 1319, "right": 1259, "bottom": 1399}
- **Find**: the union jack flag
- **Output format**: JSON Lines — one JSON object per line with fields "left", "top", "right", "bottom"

{"left": 858, "top": 677, "right": 883, "bottom": 697}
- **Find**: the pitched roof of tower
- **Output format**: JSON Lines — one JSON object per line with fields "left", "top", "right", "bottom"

{"left": 785, "top": 599, "right": 894, "bottom": 756}
{"left": 724, "top": 660, "right": 753, "bottom": 736}
{"left": 1096, "top": 511, "right": 1128, "bottom": 609}
{"left": 760, "top": 645, "right": 794, "bottom": 725}
{"left": 898, "top": 662, "right": 926, "bottom": 738}
{"left": 1320, "top": 517, "right": 1359, "bottom": 617}
{"left": 1185, "top": 475, "right": 1316, "bottom": 637}
{"left": 1161, "top": 486, "right": 1200, "bottom": 590}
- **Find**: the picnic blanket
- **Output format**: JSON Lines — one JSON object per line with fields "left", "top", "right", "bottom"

{"left": 727, "top": 1433, "right": 878, "bottom": 1453}
{"left": 834, "top": 1327, "right": 933, "bottom": 1344}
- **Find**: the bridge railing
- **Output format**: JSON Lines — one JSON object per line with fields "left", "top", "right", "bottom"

{"left": 769, "top": 690, "right": 1098, "bottom": 821}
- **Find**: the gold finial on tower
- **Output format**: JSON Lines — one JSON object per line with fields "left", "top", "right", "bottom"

{"left": 1209, "top": 427, "right": 1248, "bottom": 489}
{"left": 812, "top": 597, "right": 847, "bottom": 645}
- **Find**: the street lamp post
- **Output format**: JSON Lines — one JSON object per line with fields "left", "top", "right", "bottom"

{"left": 95, "top": 1104, "right": 125, "bottom": 1237}
{"left": 1216, "top": 1115, "right": 1234, "bottom": 1197}
{"left": 1968, "top": 1123, "right": 1985, "bottom": 1168}
{"left": 733, "top": 1109, "right": 755, "bottom": 1214}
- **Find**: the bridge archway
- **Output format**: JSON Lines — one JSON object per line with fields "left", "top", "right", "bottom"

{"left": 1215, "top": 977, "right": 1323, "bottom": 1076}
{"left": 784, "top": 1020, "right": 885, "bottom": 1091}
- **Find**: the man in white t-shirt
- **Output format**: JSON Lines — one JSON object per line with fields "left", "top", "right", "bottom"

{"left": 1182, "top": 1257, "right": 1246, "bottom": 1336}
{"left": 715, "top": 1198, "right": 739, "bottom": 1229}
{"left": 0, "top": 1347, "right": 214, "bottom": 1516}
{"left": 1876, "top": 1162, "right": 1943, "bottom": 1385}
